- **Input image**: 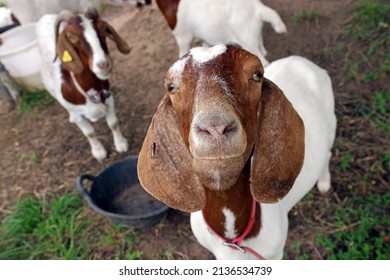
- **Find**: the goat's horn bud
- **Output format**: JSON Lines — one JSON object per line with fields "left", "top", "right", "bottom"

{"left": 85, "top": 7, "right": 99, "bottom": 20}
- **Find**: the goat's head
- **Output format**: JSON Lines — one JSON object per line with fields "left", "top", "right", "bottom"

{"left": 138, "top": 45, "right": 305, "bottom": 212}
{"left": 55, "top": 8, "right": 130, "bottom": 80}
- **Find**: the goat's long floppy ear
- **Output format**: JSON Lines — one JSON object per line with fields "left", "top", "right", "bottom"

{"left": 56, "top": 32, "right": 84, "bottom": 74}
{"left": 250, "top": 78, "right": 305, "bottom": 203}
{"left": 106, "top": 24, "right": 131, "bottom": 54}
{"left": 137, "top": 94, "right": 206, "bottom": 212}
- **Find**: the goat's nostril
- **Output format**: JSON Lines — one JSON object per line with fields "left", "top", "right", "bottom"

{"left": 196, "top": 126, "right": 211, "bottom": 136}
{"left": 196, "top": 123, "right": 237, "bottom": 139}
{"left": 223, "top": 124, "right": 237, "bottom": 135}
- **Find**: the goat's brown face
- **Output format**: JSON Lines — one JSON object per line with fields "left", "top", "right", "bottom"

{"left": 164, "top": 45, "right": 263, "bottom": 190}
{"left": 56, "top": 9, "right": 130, "bottom": 79}
{"left": 138, "top": 45, "right": 305, "bottom": 212}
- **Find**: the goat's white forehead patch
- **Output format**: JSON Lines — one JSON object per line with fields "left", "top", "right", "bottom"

{"left": 167, "top": 44, "right": 227, "bottom": 81}
{"left": 81, "top": 16, "right": 106, "bottom": 62}
{"left": 190, "top": 44, "right": 227, "bottom": 64}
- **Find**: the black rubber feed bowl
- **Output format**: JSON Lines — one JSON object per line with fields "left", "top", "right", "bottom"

{"left": 77, "top": 156, "right": 169, "bottom": 229}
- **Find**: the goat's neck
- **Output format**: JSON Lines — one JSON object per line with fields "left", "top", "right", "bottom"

{"left": 202, "top": 162, "right": 261, "bottom": 239}
{"left": 61, "top": 68, "right": 109, "bottom": 105}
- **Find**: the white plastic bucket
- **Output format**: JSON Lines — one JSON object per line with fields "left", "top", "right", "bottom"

{"left": 0, "top": 23, "right": 44, "bottom": 90}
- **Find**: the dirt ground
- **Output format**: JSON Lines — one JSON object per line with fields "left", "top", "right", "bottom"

{"left": 0, "top": 0, "right": 382, "bottom": 259}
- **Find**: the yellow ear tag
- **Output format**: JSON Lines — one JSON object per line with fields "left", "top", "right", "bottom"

{"left": 62, "top": 50, "right": 73, "bottom": 63}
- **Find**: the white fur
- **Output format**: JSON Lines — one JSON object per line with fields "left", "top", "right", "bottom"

{"left": 190, "top": 44, "right": 227, "bottom": 64}
{"left": 81, "top": 16, "right": 111, "bottom": 80}
{"left": 167, "top": 0, "right": 287, "bottom": 65}
{"left": 36, "top": 14, "right": 128, "bottom": 161}
{"left": 167, "top": 56, "right": 189, "bottom": 90}
{"left": 190, "top": 55, "right": 336, "bottom": 259}
{"left": 222, "top": 207, "right": 238, "bottom": 239}
{"left": 0, "top": 7, "right": 15, "bottom": 28}
{"left": 1, "top": 0, "right": 146, "bottom": 24}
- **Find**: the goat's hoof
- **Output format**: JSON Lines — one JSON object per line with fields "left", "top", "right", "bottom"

{"left": 317, "top": 179, "right": 331, "bottom": 194}
{"left": 275, "top": 23, "right": 287, "bottom": 34}
{"left": 92, "top": 146, "right": 107, "bottom": 162}
{"left": 115, "top": 137, "right": 128, "bottom": 153}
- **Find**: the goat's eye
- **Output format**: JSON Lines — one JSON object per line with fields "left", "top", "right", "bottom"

{"left": 168, "top": 83, "right": 176, "bottom": 92}
{"left": 252, "top": 71, "right": 262, "bottom": 82}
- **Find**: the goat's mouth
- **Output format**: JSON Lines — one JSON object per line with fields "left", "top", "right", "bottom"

{"left": 192, "top": 155, "right": 246, "bottom": 191}
{"left": 95, "top": 70, "right": 111, "bottom": 80}
{"left": 191, "top": 154, "right": 243, "bottom": 161}
{"left": 189, "top": 143, "right": 246, "bottom": 162}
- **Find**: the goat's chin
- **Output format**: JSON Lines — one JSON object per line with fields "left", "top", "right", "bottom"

{"left": 95, "top": 72, "right": 111, "bottom": 80}
{"left": 192, "top": 157, "right": 245, "bottom": 191}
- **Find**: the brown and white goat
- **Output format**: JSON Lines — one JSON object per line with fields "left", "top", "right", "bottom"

{"left": 36, "top": 9, "right": 130, "bottom": 161}
{"left": 138, "top": 45, "right": 336, "bottom": 259}
{"left": 155, "top": 0, "right": 287, "bottom": 66}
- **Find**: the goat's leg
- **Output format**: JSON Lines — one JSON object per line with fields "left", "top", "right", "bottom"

{"left": 317, "top": 151, "right": 332, "bottom": 193}
{"left": 257, "top": 5, "right": 287, "bottom": 34}
{"left": 105, "top": 97, "right": 128, "bottom": 153}
{"left": 70, "top": 114, "right": 107, "bottom": 162}
{"left": 235, "top": 22, "right": 269, "bottom": 65}
{"left": 258, "top": 25, "right": 267, "bottom": 57}
{"left": 173, "top": 33, "right": 193, "bottom": 58}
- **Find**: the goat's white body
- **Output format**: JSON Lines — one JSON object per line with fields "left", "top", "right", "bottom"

{"left": 1, "top": 0, "right": 145, "bottom": 24}
{"left": 2, "top": 0, "right": 101, "bottom": 23}
{"left": 191, "top": 55, "right": 336, "bottom": 259}
{"left": 172, "top": 0, "right": 286, "bottom": 65}
{"left": 36, "top": 15, "right": 128, "bottom": 161}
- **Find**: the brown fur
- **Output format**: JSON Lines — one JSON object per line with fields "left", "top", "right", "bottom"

{"left": 156, "top": 0, "right": 180, "bottom": 30}
{"left": 11, "top": 13, "right": 20, "bottom": 25}
{"left": 250, "top": 79, "right": 305, "bottom": 203}
{"left": 137, "top": 94, "right": 205, "bottom": 212}
{"left": 138, "top": 45, "right": 304, "bottom": 238}
{"left": 203, "top": 162, "right": 261, "bottom": 238}
{"left": 56, "top": 16, "right": 86, "bottom": 74}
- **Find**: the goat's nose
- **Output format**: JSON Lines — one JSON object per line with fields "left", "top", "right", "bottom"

{"left": 196, "top": 122, "right": 238, "bottom": 139}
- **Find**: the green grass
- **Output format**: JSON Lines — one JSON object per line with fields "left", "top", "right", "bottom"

{"left": 340, "top": 152, "right": 354, "bottom": 170}
{"left": 294, "top": 10, "right": 321, "bottom": 24}
{"left": 290, "top": 241, "right": 309, "bottom": 260}
{"left": 288, "top": 0, "right": 390, "bottom": 260}
{"left": 344, "top": 0, "right": 390, "bottom": 79}
{"left": 316, "top": 193, "right": 390, "bottom": 259}
{"left": 342, "top": 0, "right": 390, "bottom": 133}
{"left": 97, "top": 3, "right": 109, "bottom": 13}
{"left": 0, "top": 192, "right": 142, "bottom": 260}
{"left": 18, "top": 89, "right": 55, "bottom": 113}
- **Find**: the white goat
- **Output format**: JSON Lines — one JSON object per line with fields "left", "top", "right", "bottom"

{"left": 36, "top": 9, "right": 130, "bottom": 161}
{"left": 1, "top": 0, "right": 149, "bottom": 24}
{"left": 155, "top": 0, "right": 287, "bottom": 65}
{"left": 138, "top": 45, "right": 336, "bottom": 259}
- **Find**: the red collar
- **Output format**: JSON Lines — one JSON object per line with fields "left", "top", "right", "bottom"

{"left": 202, "top": 197, "right": 265, "bottom": 260}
